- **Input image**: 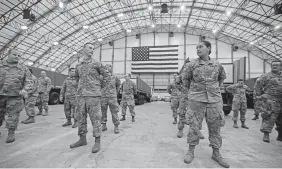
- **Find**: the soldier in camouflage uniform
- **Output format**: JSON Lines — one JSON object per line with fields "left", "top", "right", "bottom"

{"left": 120, "top": 74, "right": 137, "bottom": 122}
{"left": 21, "top": 69, "right": 38, "bottom": 124}
{"left": 176, "top": 59, "right": 205, "bottom": 139}
{"left": 101, "top": 64, "right": 121, "bottom": 133}
{"left": 70, "top": 43, "right": 110, "bottom": 154}
{"left": 254, "top": 61, "right": 282, "bottom": 143}
{"left": 36, "top": 71, "right": 52, "bottom": 116}
{"left": 167, "top": 74, "right": 181, "bottom": 124}
{"left": 182, "top": 41, "right": 229, "bottom": 168}
{"left": 0, "top": 49, "right": 32, "bottom": 143}
{"left": 226, "top": 79, "right": 249, "bottom": 129}
{"left": 60, "top": 68, "right": 78, "bottom": 128}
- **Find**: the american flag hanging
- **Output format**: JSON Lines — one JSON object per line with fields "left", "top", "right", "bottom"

{"left": 131, "top": 45, "right": 179, "bottom": 73}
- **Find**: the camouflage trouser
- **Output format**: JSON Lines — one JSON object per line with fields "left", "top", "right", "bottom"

{"left": 64, "top": 97, "right": 76, "bottom": 120}
{"left": 76, "top": 96, "right": 102, "bottom": 137}
{"left": 37, "top": 92, "right": 49, "bottom": 112}
{"left": 178, "top": 96, "right": 188, "bottom": 130}
{"left": 254, "top": 100, "right": 260, "bottom": 116}
{"left": 121, "top": 99, "right": 135, "bottom": 117}
{"left": 0, "top": 96, "right": 24, "bottom": 130}
{"left": 170, "top": 97, "right": 180, "bottom": 119}
{"left": 186, "top": 101, "right": 224, "bottom": 148}
{"left": 25, "top": 94, "right": 38, "bottom": 117}
{"left": 101, "top": 97, "right": 120, "bottom": 125}
{"left": 260, "top": 99, "right": 282, "bottom": 133}
{"left": 232, "top": 100, "right": 247, "bottom": 122}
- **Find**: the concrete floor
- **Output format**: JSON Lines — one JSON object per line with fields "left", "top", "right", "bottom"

{"left": 0, "top": 101, "right": 282, "bottom": 168}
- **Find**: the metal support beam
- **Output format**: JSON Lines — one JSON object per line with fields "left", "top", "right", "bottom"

{"left": 184, "top": 0, "right": 196, "bottom": 33}
{"left": 231, "top": 45, "right": 234, "bottom": 62}
{"left": 112, "top": 42, "right": 114, "bottom": 69}
{"left": 184, "top": 33, "right": 187, "bottom": 61}
{"left": 153, "top": 32, "right": 156, "bottom": 46}
{"left": 263, "top": 59, "right": 266, "bottom": 74}
{"left": 125, "top": 36, "right": 127, "bottom": 74}
{"left": 247, "top": 50, "right": 251, "bottom": 79}
{"left": 215, "top": 38, "right": 218, "bottom": 59}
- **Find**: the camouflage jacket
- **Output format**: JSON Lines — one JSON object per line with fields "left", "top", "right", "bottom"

{"left": 0, "top": 60, "right": 32, "bottom": 96}
{"left": 254, "top": 71, "right": 282, "bottom": 101}
{"left": 182, "top": 58, "right": 226, "bottom": 103}
{"left": 167, "top": 81, "right": 181, "bottom": 99}
{"left": 75, "top": 57, "right": 110, "bottom": 97}
{"left": 26, "top": 74, "right": 38, "bottom": 96}
{"left": 60, "top": 77, "right": 78, "bottom": 98}
{"left": 121, "top": 80, "right": 137, "bottom": 100}
{"left": 38, "top": 76, "right": 52, "bottom": 93}
{"left": 101, "top": 74, "right": 121, "bottom": 98}
{"left": 226, "top": 84, "right": 249, "bottom": 102}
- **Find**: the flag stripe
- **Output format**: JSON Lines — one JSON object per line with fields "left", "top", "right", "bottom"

{"left": 132, "top": 65, "right": 178, "bottom": 68}
{"left": 132, "top": 67, "right": 178, "bottom": 70}
{"left": 132, "top": 63, "right": 178, "bottom": 66}
{"left": 150, "top": 54, "right": 178, "bottom": 56}
{"left": 132, "top": 70, "right": 179, "bottom": 73}
{"left": 131, "top": 61, "right": 178, "bottom": 65}
{"left": 149, "top": 49, "right": 178, "bottom": 52}
{"left": 148, "top": 45, "right": 178, "bottom": 48}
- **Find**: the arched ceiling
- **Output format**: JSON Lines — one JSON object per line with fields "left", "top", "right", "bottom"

{"left": 0, "top": 0, "right": 281, "bottom": 72}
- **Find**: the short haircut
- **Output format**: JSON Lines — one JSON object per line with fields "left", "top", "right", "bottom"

{"left": 238, "top": 79, "right": 244, "bottom": 81}
{"left": 271, "top": 60, "right": 282, "bottom": 65}
{"left": 84, "top": 42, "right": 94, "bottom": 48}
{"left": 69, "top": 68, "right": 75, "bottom": 71}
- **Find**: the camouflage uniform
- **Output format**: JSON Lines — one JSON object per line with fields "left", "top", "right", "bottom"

{"left": 0, "top": 60, "right": 32, "bottom": 143}
{"left": 254, "top": 72, "right": 282, "bottom": 141}
{"left": 37, "top": 76, "right": 52, "bottom": 115}
{"left": 182, "top": 58, "right": 229, "bottom": 168}
{"left": 60, "top": 76, "right": 78, "bottom": 127}
{"left": 167, "top": 82, "right": 181, "bottom": 120}
{"left": 226, "top": 84, "right": 249, "bottom": 128}
{"left": 21, "top": 74, "right": 38, "bottom": 124}
{"left": 101, "top": 74, "right": 121, "bottom": 127}
{"left": 74, "top": 58, "right": 109, "bottom": 138}
{"left": 121, "top": 80, "right": 137, "bottom": 118}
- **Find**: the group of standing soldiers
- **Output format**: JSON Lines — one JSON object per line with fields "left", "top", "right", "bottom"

{"left": 0, "top": 43, "right": 137, "bottom": 155}
{"left": 167, "top": 40, "right": 282, "bottom": 168}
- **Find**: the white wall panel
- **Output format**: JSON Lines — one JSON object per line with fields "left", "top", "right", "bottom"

{"left": 113, "top": 61, "right": 124, "bottom": 74}
{"left": 126, "top": 60, "right": 132, "bottom": 74}
{"left": 114, "top": 38, "right": 125, "bottom": 48}
{"left": 155, "top": 33, "right": 168, "bottom": 46}
{"left": 93, "top": 46, "right": 100, "bottom": 61}
{"left": 186, "top": 34, "right": 199, "bottom": 45}
{"left": 127, "top": 36, "right": 139, "bottom": 47}
{"left": 114, "top": 49, "right": 125, "bottom": 61}
{"left": 170, "top": 33, "right": 184, "bottom": 45}
{"left": 186, "top": 44, "right": 198, "bottom": 60}
{"left": 101, "top": 49, "right": 112, "bottom": 61}
{"left": 141, "top": 34, "right": 154, "bottom": 46}
{"left": 265, "top": 62, "right": 271, "bottom": 73}
{"left": 218, "top": 41, "right": 232, "bottom": 63}
{"left": 250, "top": 53, "right": 264, "bottom": 73}
{"left": 233, "top": 49, "right": 247, "bottom": 61}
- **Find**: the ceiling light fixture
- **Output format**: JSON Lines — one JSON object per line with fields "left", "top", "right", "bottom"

{"left": 53, "top": 41, "right": 59, "bottom": 45}
{"left": 226, "top": 10, "right": 232, "bottom": 17}
{"left": 27, "top": 62, "right": 33, "bottom": 66}
{"left": 73, "top": 51, "right": 77, "bottom": 54}
{"left": 59, "top": 2, "right": 64, "bottom": 8}
{"left": 180, "top": 5, "right": 185, "bottom": 10}
{"left": 275, "top": 25, "right": 281, "bottom": 29}
{"left": 21, "top": 25, "right": 28, "bottom": 30}
{"left": 117, "top": 13, "right": 124, "bottom": 17}
{"left": 148, "top": 5, "right": 153, "bottom": 11}
{"left": 250, "top": 42, "right": 254, "bottom": 45}
{"left": 177, "top": 24, "right": 181, "bottom": 28}
{"left": 98, "top": 38, "right": 103, "bottom": 41}
{"left": 51, "top": 68, "right": 56, "bottom": 71}
{"left": 127, "top": 29, "right": 131, "bottom": 32}
{"left": 83, "top": 25, "right": 89, "bottom": 29}
{"left": 212, "top": 29, "right": 217, "bottom": 33}
{"left": 151, "top": 24, "right": 155, "bottom": 28}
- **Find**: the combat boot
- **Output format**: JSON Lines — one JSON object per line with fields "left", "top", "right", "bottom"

{"left": 36, "top": 111, "right": 42, "bottom": 115}
{"left": 43, "top": 110, "right": 48, "bottom": 116}
{"left": 277, "top": 127, "right": 282, "bottom": 141}
{"left": 70, "top": 135, "right": 87, "bottom": 149}
{"left": 120, "top": 115, "right": 125, "bottom": 121}
{"left": 241, "top": 121, "right": 249, "bottom": 129}
{"left": 62, "top": 119, "right": 72, "bottom": 127}
{"left": 233, "top": 120, "right": 238, "bottom": 128}
{"left": 102, "top": 123, "right": 107, "bottom": 131}
{"left": 72, "top": 119, "right": 77, "bottom": 128}
{"left": 211, "top": 148, "right": 230, "bottom": 168}
{"left": 22, "top": 117, "right": 35, "bottom": 124}
{"left": 21, "top": 117, "right": 30, "bottom": 123}
{"left": 252, "top": 115, "right": 259, "bottom": 120}
{"left": 184, "top": 145, "right": 195, "bottom": 164}
{"left": 92, "top": 137, "right": 101, "bottom": 153}
{"left": 177, "top": 130, "right": 183, "bottom": 138}
{"left": 6, "top": 128, "right": 15, "bottom": 143}
{"left": 173, "top": 118, "right": 177, "bottom": 124}
{"left": 132, "top": 116, "right": 135, "bottom": 122}
{"left": 263, "top": 132, "right": 270, "bottom": 143}
{"left": 114, "top": 125, "right": 119, "bottom": 134}
{"left": 198, "top": 130, "right": 205, "bottom": 139}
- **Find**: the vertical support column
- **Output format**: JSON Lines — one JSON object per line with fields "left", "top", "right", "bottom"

{"left": 168, "top": 32, "right": 170, "bottom": 45}
{"left": 111, "top": 41, "right": 114, "bottom": 70}
{"left": 247, "top": 50, "right": 250, "bottom": 79}
{"left": 263, "top": 59, "right": 266, "bottom": 74}
{"left": 231, "top": 44, "right": 234, "bottom": 63}
{"left": 124, "top": 36, "right": 127, "bottom": 74}
{"left": 184, "top": 33, "right": 187, "bottom": 61}
{"left": 153, "top": 32, "right": 156, "bottom": 46}
{"left": 215, "top": 38, "right": 218, "bottom": 60}
{"left": 99, "top": 44, "right": 102, "bottom": 62}
{"left": 153, "top": 73, "right": 155, "bottom": 91}
{"left": 139, "top": 34, "right": 141, "bottom": 47}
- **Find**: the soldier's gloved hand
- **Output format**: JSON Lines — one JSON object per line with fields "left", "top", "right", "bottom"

{"left": 19, "top": 89, "right": 28, "bottom": 98}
